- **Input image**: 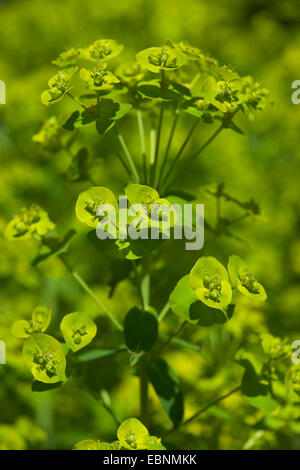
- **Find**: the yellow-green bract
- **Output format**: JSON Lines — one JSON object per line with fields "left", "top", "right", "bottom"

{"left": 136, "top": 46, "right": 186, "bottom": 73}
{"left": 5, "top": 205, "right": 55, "bottom": 240}
{"left": 82, "top": 39, "right": 123, "bottom": 62}
{"left": 228, "top": 255, "right": 267, "bottom": 301}
{"left": 189, "top": 256, "right": 232, "bottom": 310}
{"left": 12, "top": 306, "right": 52, "bottom": 339}
{"left": 60, "top": 312, "right": 97, "bottom": 352}
{"left": 76, "top": 186, "right": 118, "bottom": 228}
{"left": 23, "top": 334, "right": 66, "bottom": 384}
{"left": 73, "top": 418, "right": 165, "bottom": 450}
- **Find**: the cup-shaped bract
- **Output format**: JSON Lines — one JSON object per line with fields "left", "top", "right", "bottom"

{"left": 228, "top": 255, "right": 267, "bottom": 301}
{"left": 82, "top": 39, "right": 123, "bottom": 62}
{"left": 171, "top": 40, "right": 202, "bottom": 62}
{"left": 117, "top": 418, "right": 165, "bottom": 450}
{"left": 60, "top": 312, "right": 97, "bottom": 352}
{"left": 125, "top": 184, "right": 159, "bottom": 206}
{"left": 5, "top": 205, "right": 55, "bottom": 240}
{"left": 136, "top": 46, "right": 186, "bottom": 74}
{"left": 79, "top": 64, "right": 120, "bottom": 91}
{"left": 52, "top": 48, "right": 82, "bottom": 68}
{"left": 76, "top": 186, "right": 118, "bottom": 228}
{"left": 189, "top": 256, "right": 232, "bottom": 310}
{"left": 115, "top": 61, "right": 145, "bottom": 87}
{"left": 12, "top": 306, "right": 52, "bottom": 339}
{"left": 23, "top": 334, "right": 66, "bottom": 384}
{"left": 261, "top": 334, "right": 291, "bottom": 361}
{"left": 41, "top": 66, "right": 78, "bottom": 106}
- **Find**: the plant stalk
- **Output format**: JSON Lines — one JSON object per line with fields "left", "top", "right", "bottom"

{"left": 117, "top": 132, "right": 140, "bottom": 183}
{"left": 157, "top": 108, "right": 180, "bottom": 190}
{"left": 160, "top": 119, "right": 199, "bottom": 190}
{"left": 139, "top": 356, "right": 148, "bottom": 426}
{"left": 137, "top": 109, "right": 147, "bottom": 184}
{"left": 59, "top": 255, "right": 123, "bottom": 331}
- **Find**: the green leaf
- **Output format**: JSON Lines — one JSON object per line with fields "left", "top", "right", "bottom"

{"left": 169, "top": 275, "right": 199, "bottom": 322}
{"left": 23, "top": 334, "right": 66, "bottom": 384}
{"left": 235, "top": 348, "right": 265, "bottom": 377}
{"left": 241, "top": 371, "right": 277, "bottom": 412}
{"left": 147, "top": 358, "right": 184, "bottom": 425}
{"left": 86, "top": 229, "right": 116, "bottom": 253}
{"left": 169, "top": 275, "right": 230, "bottom": 326}
{"left": 60, "top": 312, "right": 97, "bottom": 352}
{"left": 31, "top": 380, "right": 64, "bottom": 392}
{"left": 63, "top": 109, "right": 97, "bottom": 131}
{"left": 124, "top": 307, "right": 158, "bottom": 352}
{"left": 137, "top": 80, "right": 183, "bottom": 102}
{"left": 77, "top": 347, "right": 124, "bottom": 362}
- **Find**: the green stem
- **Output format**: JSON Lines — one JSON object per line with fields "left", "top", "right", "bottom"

{"left": 152, "top": 102, "right": 165, "bottom": 187}
{"left": 59, "top": 255, "right": 123, "bottom": 331}
{"left": 165, "top": 123, "right": 224, "bottom": 192}
{"left": 179, "top": 385, "right": 241, "bottom": 428}
{"left": 141, "top": 254, "right": 151, "bottom": 310}
{"left": 110, "top": 137, "right": 132, "bottom": 179}
{"left": 189, "top": 72, "right": 200, "bottom": 89}
{"left": 158, "top": 301, "right": 170, "bottom": 322}
{"left": 78, "top": 378, "right": 121, "bottom": 426}
{"left": 133, "top": 261, "right": 145, "bottom": 310}
{"left": 149, "top": 127, "right": 156, "bottom": 185}
{"left": 66, "top": 92, "right": 86, "bottom": 110}
{"left": 117, "top": 132, "right": 140, "bottom": 183}
{"left": 139, "top": 356, "right": 148, "bottom": 426}
{"left": 137, "top": 110, "right": 147, "bottom": 184}
{"left": 160, "top": 119, "right": 199, "bottom": 191}
{"left": 157, "top": 108, "right": 180, "bottom": 190}
{"left": 153, "top": 321, "right": 187, "bottom": 358}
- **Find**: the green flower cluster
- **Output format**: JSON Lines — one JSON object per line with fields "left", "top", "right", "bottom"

{"left": 74, "top": 418, "right": 165, "bottom": 450}
{"left": 5, "top": 205, "right": 55, "bottom": 240}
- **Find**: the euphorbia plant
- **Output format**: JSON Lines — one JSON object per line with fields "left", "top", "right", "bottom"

{"left": 7, "top": 39, "right": 298, "bottom": 450}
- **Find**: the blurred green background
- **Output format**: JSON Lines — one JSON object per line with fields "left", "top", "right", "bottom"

{"left": 1, "top": 0, "right": 300, "bottom": 450}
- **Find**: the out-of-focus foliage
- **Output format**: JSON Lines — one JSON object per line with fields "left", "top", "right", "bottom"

{"left": 0, "top": 0, "right": 300, "bottom": 450}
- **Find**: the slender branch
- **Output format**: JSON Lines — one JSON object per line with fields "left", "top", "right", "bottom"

{"left": 109, "top": 137, "right": 132, "bottom": 179}
{"left": 77, "top": 378, "right": 121, "bottom": 426}
{"left": 189, "top": 72, "right": 200, "bottom": 89}
{"left": 149, "top": 127, "right": 156, "bottom": 185}
{"left": 59, "top": 255, "right": 123, "bottom": 331}
{"left": 116, "top": 131, "right": 140, "bottom": 183}
{"left": 66, "top": 92, "right": 86, "bottom": 110}
{"left": 157, "top": 108, "right": 180, "bottom": 190}
{"left": 165, "top": 123, "right": 224, "bottom": 192}
{"left": 158, "top": 301, "right": 170, "bottom": 322}
{"left": 151, "top": 102, "right": 165, "bottom": 187}
{"left": 139, "top": 355, "right": 148, "bottom": 426}
{"left": 140, "top": 254, "right": 151, "bottom": 311}
{"left": 228, "top": 213, "right": 249, "bottom": 226}
{"left": 179, "top": 385, "right": 241, "bottom": 428}
{"left": 153, "top": 321, "right": 187, "bottom": 358}
{"left": 133, "top": 261, "right": 145, "bottom": 310}
{"left": 160, "top": 119, "right": 199, "bottom": 191}
{"left": 137, "top": 110, "right": 147, "bottom": 184}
